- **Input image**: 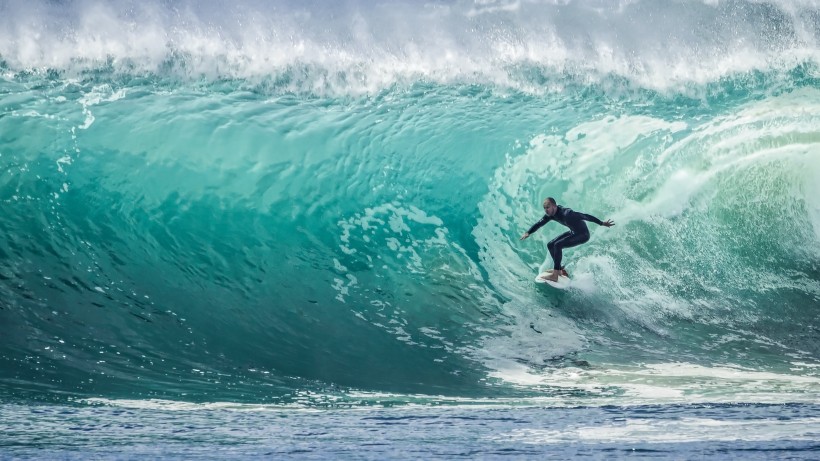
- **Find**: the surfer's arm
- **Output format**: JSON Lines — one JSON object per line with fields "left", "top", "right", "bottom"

{"left": 521, "top": 215, "right": 550, "bottom": 240}
{"left": 580, "top": 213, "right": 615, "bottom": 227}
{"left": 579, "top": 213, "right": 603, "bottom": 225}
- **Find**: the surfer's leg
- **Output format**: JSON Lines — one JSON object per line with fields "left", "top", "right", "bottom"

{"left": 551, "top": 232, "right": 590, "bottom": 271}
{"left": 547, "top": 231, "right": 573, "bottom": 271}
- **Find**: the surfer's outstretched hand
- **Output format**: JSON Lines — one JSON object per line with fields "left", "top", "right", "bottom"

{"left": 520, "top": 232, "right": 530, "bottom": 240}
{"left": 602, "top": 219, "right": 615, "bottom": 227}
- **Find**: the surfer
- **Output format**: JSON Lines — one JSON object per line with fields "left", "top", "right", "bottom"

{"left": 520, "top": 197, "right": 614, "bottom": 283}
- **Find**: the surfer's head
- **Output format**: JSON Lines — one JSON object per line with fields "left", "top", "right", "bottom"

{"left": 543, "top": 197, "right": 557, "bottom": 216}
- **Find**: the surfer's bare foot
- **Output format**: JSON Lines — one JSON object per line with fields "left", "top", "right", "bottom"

{"left": 542, "top": 271, "right": 560, "bottom": 282}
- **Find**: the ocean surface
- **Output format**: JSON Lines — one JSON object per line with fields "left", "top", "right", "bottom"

{"left": 1, "top": 0, "right": 819, "bottom": 458}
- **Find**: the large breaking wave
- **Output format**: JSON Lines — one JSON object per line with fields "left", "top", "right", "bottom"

{"left": 1, "top": 0, "right": 819, "bottom": 406}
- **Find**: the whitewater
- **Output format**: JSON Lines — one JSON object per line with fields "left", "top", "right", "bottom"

{"left": 1, "top": 0, "right": 819, "bottom": 458}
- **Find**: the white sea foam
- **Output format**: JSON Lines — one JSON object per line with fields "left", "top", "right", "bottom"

{"left": 1, "top": 0, "right": 817, "bottom": 94}
{"left": 495, "top": 416, "right": 820, "bottom": 444}
{"left": 488, "top": 361, "right": 820, "bottom": 406}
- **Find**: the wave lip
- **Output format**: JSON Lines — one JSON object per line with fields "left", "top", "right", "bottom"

{"left": 1, "top": 0, "right": 818, "bottom": 93}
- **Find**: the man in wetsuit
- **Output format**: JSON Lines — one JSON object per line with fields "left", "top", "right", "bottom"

{"left": 520, "top": 197, "right": 614, "bottom": 283}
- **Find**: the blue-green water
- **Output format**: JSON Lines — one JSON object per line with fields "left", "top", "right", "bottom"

{"left": 1, "top": 0, "right": 819, "bottom": 458}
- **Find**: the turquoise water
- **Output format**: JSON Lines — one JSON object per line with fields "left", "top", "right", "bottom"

{"left": 1, "top": 0, "right": 820, "bottom": 457}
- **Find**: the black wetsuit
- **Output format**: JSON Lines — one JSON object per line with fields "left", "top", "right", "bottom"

{"left": 526, "top": 205, "right": 604, "bottom": 271}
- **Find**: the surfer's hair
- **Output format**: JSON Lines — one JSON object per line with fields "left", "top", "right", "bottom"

{"left": 544, "top": 197, "right": 556, "bottom": 206}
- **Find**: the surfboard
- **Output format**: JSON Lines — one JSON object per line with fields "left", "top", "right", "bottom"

{"left": 534, "top": 272, "right": 571, "bottom": 289}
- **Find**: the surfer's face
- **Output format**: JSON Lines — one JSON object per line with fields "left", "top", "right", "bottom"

{"left": 543, "top": 202, "right": 556, "bottom": 216}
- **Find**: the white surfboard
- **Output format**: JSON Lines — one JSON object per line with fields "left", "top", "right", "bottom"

{"left": 534, "top": 272, "right": 571, "bottom": 289}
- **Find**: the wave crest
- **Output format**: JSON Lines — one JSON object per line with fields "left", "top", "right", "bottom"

{"left": 2, "top": 0, "right": 818, "bottom": 94}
